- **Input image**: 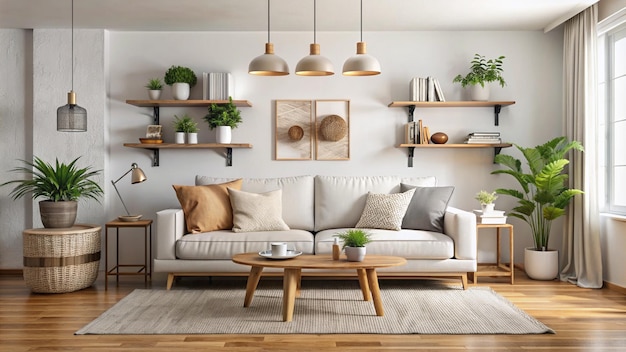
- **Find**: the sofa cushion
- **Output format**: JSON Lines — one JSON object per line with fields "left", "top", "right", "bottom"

{"left": 401, "top": 184, "right": 454, "bottom": 233}
{"left": 176, "top": 229, "right": 315, "bottom": 260}
{"left": 196, "top": 175, "right": 314, "bottom": 231}
{"left": 314, "top": 176, "right": 436, "bottom": 231}
{"left": 172, "top": 179, "right": 243, "bottom": 234}
{"left": 355, "top": 189, "right": 415, "bottom": 230}
{"left": 228, "top": 188, "right": 290, "bottom": 232}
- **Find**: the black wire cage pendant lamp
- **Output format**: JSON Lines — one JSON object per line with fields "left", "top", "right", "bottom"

{"left": 57, "top": 0, "right": 87, "bottom": 132}
{"left": 248, "top": 0, "right": 289, "bottom": 76}
{"left": 342, "top": 0, "right": 381, "bottom": 76}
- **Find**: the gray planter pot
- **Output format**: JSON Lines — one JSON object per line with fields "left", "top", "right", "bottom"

{"left": 345, "top": 246, "right": 366, "bottom": 262}
{"left": 39, "top": 200, "right": 77, "bottom": 228}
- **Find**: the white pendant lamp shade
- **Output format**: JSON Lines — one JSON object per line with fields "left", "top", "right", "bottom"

{"left": 343, "top": 41, "right": 381, "bottom": 76}
{"left": 57, "top": 91, "right": 87, "bottom": 131}
{"left": 249, "top": 43, "right": 289, "bottom": 76}
{"left": 295, "top": 43, "right": 334, "bottom": 76}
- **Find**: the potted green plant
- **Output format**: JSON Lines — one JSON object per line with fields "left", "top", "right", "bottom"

{"left": 183, "top": 116, "right": 199, "bottom": 144}
{"left": 203, "top": 96, "right": 242, "bottom": 144}
{"left": 492, "top": 136, "right": 583, "bottom": 280}
{"left": 335, "top": 229, "right": 372, "bottom": 262}
{"left": 453, "top": 54, "right": 506, "bottom": 101}
{"left": 164, "top": 65, "right": 197, "bottom": 100}
{"left": 172, "top": 114, "right": 190, "bottom": 144}
{"left": 1, "top": 156, "right": 103, "bottom": 228}
{"left": 145, "top": 78, "right": 163, "bottom": 100}
{"left": 475, "top": 190, "right": 498, "bottom": 213}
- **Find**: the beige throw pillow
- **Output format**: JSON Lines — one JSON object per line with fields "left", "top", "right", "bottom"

{"left": 228, "top": 188, "right": 290, "bottom": 232}
{"left": 355, "top": 189, "right": 416, "bottom": 230}
{"left": 172, "top": 179, "right": 243, "bottom": 234}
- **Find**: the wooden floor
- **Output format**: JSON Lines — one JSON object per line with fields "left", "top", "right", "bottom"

{"left": 1, "top": 270, "right": 625, "bottom": 351}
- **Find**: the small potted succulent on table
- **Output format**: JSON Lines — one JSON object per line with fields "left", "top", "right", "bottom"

{"left": 335, "top": 229, "right": 372, "bottom": 262}
{"left": 164, "top": 65, "right": 197, "bottom": 100}
{"left": 145, "top": 78, "right": 163, "bottom": 100}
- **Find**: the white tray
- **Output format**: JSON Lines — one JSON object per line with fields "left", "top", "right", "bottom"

{"left": 258, "top": 250, "right": 302, "bottom": 260}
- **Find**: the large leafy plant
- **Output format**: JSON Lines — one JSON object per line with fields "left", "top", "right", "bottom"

{"left": 1, "top": 156, "right": 103, "bottom": 202}
{"left": 453, "top": 54, "right": 506, "bottom": 88}
{"left": 492, "top": 137, "right": 583, "bottom": 251}
{"left": 203, "top": 96, "right": 242, "bottom": 129}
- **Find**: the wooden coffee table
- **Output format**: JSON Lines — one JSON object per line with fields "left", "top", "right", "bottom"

{"left": 232, "top": 253, "right": 406, "bottom": 322}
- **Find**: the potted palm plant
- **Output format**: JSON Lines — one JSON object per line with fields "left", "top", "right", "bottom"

{"left": 145, "top": 78, "right": 163, "bottom": 100}
{"left": 492, "top": 136, "right": 583, "bottom": 280}
{"left": 453, "top": 54, "right": 506, "bottom": 101}
{"left": 203, "top": 96, "right": 242, "bottom": 144}
{"left": 164, "top": 65, "right": 197, "bottom": 100}
{"left": 1, "top": 156, "right": 103, "bottom": 228}
{"left": 335, "top": 229, "right": 372, "bottom": 262}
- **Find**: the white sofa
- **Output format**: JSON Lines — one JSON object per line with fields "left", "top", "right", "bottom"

{"left": 154, "top": 175, "right": 477, "bottom": 289}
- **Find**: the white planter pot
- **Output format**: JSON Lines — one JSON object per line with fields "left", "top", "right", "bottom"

{"left": 172, "top": 83, "right": 190, "bottom": 100}
{"left": 216, "top": 126, "right": 232, "bottom": 144}
{"left": 148, "top": 89, "right": 162, "bottom": 100}
{"left": 524, "top": 247, "right": 559, "bottom": 280}
{"left": 481, "top": 203, "right": 495, "bottom": 214}
{"left": 174, "top": 132, "right": 185, "bottom": 144}
{"left": 345, "top": 246, "right": 366, "bottom": 262}
{"left": 186, "top": 132, "right": 198, "bottom": 144}
{"left": 469, "top": 84, "right": 490, "bottom": 101}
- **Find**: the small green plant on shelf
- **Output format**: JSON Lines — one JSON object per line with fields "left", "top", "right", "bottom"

{"left": 203, "top": 96, "right": 242, "bottom": 129}
{"left": 164, "top": 65, "right": 197, "bottom": 87}
{"left": 173, "top": 114, "right": 198, "bottom": 133}
{"left": 145, "top": 78, "right": 163, "bottom": 90}
{"left": 475, "top": 190, "right": 498, "bottom": 205}
{"left": 334, "top": 229, "right": 372, "bottom": 249}
{"left": 453, "top": 54, "right": 506, "bottom": 88}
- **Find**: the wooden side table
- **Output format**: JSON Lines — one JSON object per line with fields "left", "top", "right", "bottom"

{"left": 471, "top": 223, "right": 514, "bottom": 284}
{"left": 104, "top": 219, "right": 152, "bottom": 289}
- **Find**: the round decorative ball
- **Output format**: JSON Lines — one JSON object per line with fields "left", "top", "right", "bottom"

{"left": 430, "top": 132, "right": 448, "bottom": 144}
{"left": 319, "top": 115, "right": 347, "bottom": 141}
{"left": 288, "top": 125, "right": 304, "bottom": 141}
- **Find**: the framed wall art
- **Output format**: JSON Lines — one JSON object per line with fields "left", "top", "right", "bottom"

{"left": 315, "top": 100, "right": 350, "bottom": 160}
{"left": 275, "top": 100, "right": 313, "bottom": 160}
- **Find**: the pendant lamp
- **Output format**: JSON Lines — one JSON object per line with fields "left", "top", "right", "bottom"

{"left": 248, "top": 0, "right": 289, "bottom": 76}
{"left": 342, "top": 0, "right": 381, "bottom": 76}
{"left": 57, "top": 0, "right": 87, "bottom": 132}
{"left": 295, "top": 0, "right": 334, "bottom": 76}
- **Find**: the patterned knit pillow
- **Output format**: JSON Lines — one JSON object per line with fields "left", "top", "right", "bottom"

{"left": 355, "top": 188, "right": 416, "bottom": 230}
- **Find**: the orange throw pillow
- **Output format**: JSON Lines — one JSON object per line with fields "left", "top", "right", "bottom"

{"left": 172, "top": 179, "right": 243, "bottom": 233}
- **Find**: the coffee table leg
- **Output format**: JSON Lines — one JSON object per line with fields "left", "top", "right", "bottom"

{"left": 366, "top": 269, "right": 384, "bottom": 316}
{"left": 244, "top": 266, "right": 263, "bottom": 307}
{"left": 357, "top": 268, "right": 370, "bottom": 301}
{"left": 296, "top": 269, "right": 302, "bottom": 298}
{"left": 283, "top": 268, "right": 299, "bottom": 322}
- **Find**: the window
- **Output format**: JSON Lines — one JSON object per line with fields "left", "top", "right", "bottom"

{"left": 599, "top": 19, "right": 626, "bottom": 215}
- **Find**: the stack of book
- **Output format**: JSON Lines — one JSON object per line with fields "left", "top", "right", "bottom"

{"left": 465, "top": 132, "right": 502, "bottom": 144}
{"left": 405, "top": 119, "right": 431, "bottom": 144}
{"left": 409, "top": 76, "right": 446, "bottom": 102}
{"left": 473, "top": 209, "right": 507, "bottom": 224}
{"left": 202, "top": 72, "right": 234, "bottom": 100}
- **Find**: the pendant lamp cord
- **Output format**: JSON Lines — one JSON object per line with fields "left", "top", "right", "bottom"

{"left": 360, "top": 0, "right": 363, "bottom": 42}
{"left": 267, "top": 0, "right": 270, "bottom": 43}
{"left": 313, "top": 0, "right": 317, "bottom": 44}
{"left": 71, "top": 0, "right": 74, "bottom": 92}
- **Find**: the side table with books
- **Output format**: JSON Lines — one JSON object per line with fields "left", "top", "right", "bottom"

{"left": 471, "top": 209, "right": 514, "bottom": 284}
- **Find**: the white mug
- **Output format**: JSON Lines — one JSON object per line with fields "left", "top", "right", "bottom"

{"left": 271, "top": 242, "right": 288, "bottom": 257}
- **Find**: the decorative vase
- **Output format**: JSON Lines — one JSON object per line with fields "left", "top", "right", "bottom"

{"left": 172, "top": 83, "right": 190, "bottom": 100}
{"left": 187, "top": 132, "right": 198, "bottom": 144}
{"left": 148, "top": 90, "right": 161, "bottom": 100}
{"left": 524, "top": 247, "right": 559, "bottom": 280}
{"left": 38, "top": 200, "right": 78, "bottom": 228}
{"left": 216, "top": 126, "right": 232, "bottom": 144}
{"left": 481, "top": 203, "right": 495, "bottom": 214}
{"left": 174, "top": 132, "right": 185, "bottom": 144}
{"left": 469, "top": 84, "right": 490, "bottom": 101}
{"left": 345, "top": 246, "right": 366, "bottom": 262}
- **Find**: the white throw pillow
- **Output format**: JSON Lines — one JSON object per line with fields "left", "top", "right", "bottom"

{"left": 228, "top": 188, "right": 290, "bottom": 232}
{"left": 355, "top": 189, "right": 416, "bottom": 230}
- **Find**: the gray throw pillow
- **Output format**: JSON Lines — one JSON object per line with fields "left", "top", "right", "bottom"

{"left": 400, "top": 184, "right": 454, "bottom": 233}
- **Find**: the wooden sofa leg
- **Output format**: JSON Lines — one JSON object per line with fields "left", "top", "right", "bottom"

{"left": 166, "top": 273, "right": 175, "bottom": 290}
{"left": 461, "top": 273, "right": 468, "bottom": 290}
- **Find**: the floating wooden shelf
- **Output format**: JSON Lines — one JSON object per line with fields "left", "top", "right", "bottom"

{"left": 396, "top": 143, "right": 512, "bottom": 167}
{"left": 389, "top": 100, "right": 515, "bottom": 126}
{"left": 126, "top": 99, "right": 253, "bottom": 108}
{"left": 123, "top": 143, "right": 252, "bottom": 167}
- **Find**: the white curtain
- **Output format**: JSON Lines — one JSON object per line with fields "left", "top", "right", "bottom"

{"left": 561, "top": 4, "right": 603, "bottom": 288}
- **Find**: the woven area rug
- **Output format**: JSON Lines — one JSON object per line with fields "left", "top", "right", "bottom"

{"left": 76, "top": 280, "right": 553, "bottom": 335}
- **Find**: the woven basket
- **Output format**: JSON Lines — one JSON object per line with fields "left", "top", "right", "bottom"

{"left": 23, "top": 224, "right": 101, "bottom": 293}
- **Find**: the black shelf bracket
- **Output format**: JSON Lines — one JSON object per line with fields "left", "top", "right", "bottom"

{"left": 225, "top": 148, "right": 233, "bottom": 167}
{"left": 152, "top": 107, "right": 160, "bottom": 125}
{"left": 407, "top": 147, "right": 415, "bottom": 167}
{"left": 407, "top": 105, "right": 415, "bottom": 123}
{"left": 494, "top": 104, "right": 502, "bottom": 126}
{"left": 493, "top": 146, "right": 503, "bottom": 163}
{"left": 151, "top": 149, "right": 160, "bottom": 167}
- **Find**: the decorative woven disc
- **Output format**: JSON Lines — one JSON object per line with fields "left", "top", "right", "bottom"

{"left": 319, "top": 115, "right": 347, "bottom": 141}
{"left": 288, "top": 125, "right": 304, "bottom": 141}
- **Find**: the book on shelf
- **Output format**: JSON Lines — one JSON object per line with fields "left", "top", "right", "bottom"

{"left": 203, "top": 72, "right": 234, "bottom": 100}
{"left": 473, "top": 210, "right": 507, "bottom": 224}
{"left": 404, "top": 120, "right": 431, "bottom": 144}
{"left": 465, "top": 138, "right": 502, "bottom": 144}
{"left": 469, "top": 132, "right": 501, "bottom": 137}
{"left": 408, "top": 76, "right": 446, "bottom": 102}
{"left": 473, "top": 209, "right": 506, "bottom": 217}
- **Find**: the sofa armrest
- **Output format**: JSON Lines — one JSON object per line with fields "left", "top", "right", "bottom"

{"left": 156, "top": 209, "right": 185, "bottom": 260}
{"left": 443, "top": 206, "right": 477, "bottom": 260}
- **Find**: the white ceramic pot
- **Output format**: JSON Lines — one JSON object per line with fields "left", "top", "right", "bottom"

{"left": 148, "top": 89, "right": 161, "bottom": 100}
{"left": 469, "top": 84, "right": 490, "bottom": 101}
{"left": 187, "top": 132, "right": 198, "bottom": 144}
{"left": 524, "top": 247, "right": 559, "bottom": 280}
{"left": 216, "top": 126, "right": 232, "bottom": 144}
{"left": 174, "top": 132, "right": 185, "bottom": 144}
{"left": 345, "top": 246, "right": 366, "bottom": 262}
{"left": 172, "top": 83, "right": 190, "bottom": 100}
{"left": 481, "top": 203, "right": 495, "bottom": 214}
